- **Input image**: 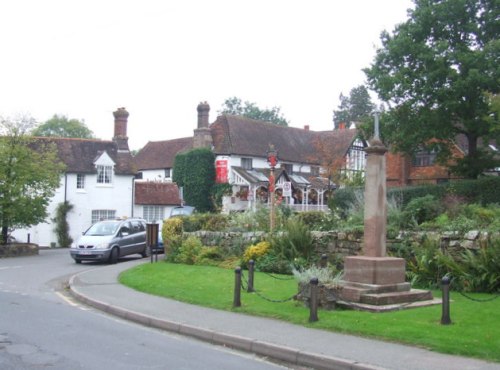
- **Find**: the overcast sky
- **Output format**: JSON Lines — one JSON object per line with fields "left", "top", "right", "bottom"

{"left": 1, "top": 0, "right": 413, "bottom": 151}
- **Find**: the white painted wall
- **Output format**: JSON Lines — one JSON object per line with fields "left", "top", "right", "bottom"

{"left": 12, "top": 172, "right": 134, "bottom": 248}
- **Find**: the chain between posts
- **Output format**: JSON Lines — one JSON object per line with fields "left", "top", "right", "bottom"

{"left": 445, "top": 276, "right": 500, "bottom": 302}
{"left": 240, "top": 268, "right": 296, "bottom": 303}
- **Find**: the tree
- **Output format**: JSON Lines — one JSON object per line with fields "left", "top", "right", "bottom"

{"left": 218, "top": 97, "right": 289, "bottom": 126}
{"left": 364, "top": 0, "right": 500, "bottom": 179}
{"left": 333, "top": 85, "right": 375, "bottom": 129}
{"left": 32, "top": 114, "right": 94, "bottom": 138}
{"left": 0, "top": 116, "right": 65, "bottom": 244}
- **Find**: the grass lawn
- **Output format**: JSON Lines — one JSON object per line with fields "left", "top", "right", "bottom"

{"left": 119, "top": 262, "right": 500, "bottom": 363}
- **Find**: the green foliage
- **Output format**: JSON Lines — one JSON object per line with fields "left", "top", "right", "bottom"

{"left": 402, "top": 195, "right": 443, "bottom": 228}
{"left": 329, "top": 187, "right": 363, "bottom": 219}
{"left": 407, "top": 240, "right": 446, "bottom": 289}
{"left": 172, "top": 152, "right": 187, "bottom": 187}
{"left": 270, "top": 218, "right": 314, "bottom": 263}
{"left": 407, "top": 237, "right": 500, "bottom": 294}
{"left": 333, "top": 85, "right": 375, "bottom": 128}
{"left": 31, "top": 114, "right": 94, "bottom": 138}
{"left": 0, "top": 116, "right": 65, "bottom": 243}
{"left": 173, "top": 148, "right": 215, "bottom": 212}
{"left": 195, "top": 246, "right": 224, "bottom": 266}
{"left": 175, "top": 236, "right": 202, "bottom": 265}
{"left": 210, "top": 183, "right": 232, "bottom": 212}
{"left": 365, "top": 0, "right": 500, "bottom": 179}
{"left": 162, "top": 217, "right": 183, "bottom": 258}
{"left": 292, "top": 265, "right": 342, "bottom": 285}
{"left": 218, "top": 97, "right": 289, "bottom": 126}
{"left": 448, "top": 177, "right": 500, "bottom": 205}
{"left": 52, "top": 201, "right": 73, "bottom": 247}
{"left": 295, "top": 211, "right": 328, "bottom": 230}
{"left": 254, "top": 253, "right": 294, "bottom": 274}
{"left": 442, "top": 240, "right": 500, "bottom": 293}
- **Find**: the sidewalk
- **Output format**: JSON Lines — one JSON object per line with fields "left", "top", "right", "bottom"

{"left": 68, "top": 259, "right": 500, "bottom": 370}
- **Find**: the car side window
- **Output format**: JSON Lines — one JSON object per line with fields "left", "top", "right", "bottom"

{"left": 121, "top": 222, "right": 131, "bottom": 235}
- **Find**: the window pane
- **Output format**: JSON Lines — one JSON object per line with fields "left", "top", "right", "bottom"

{"left": 143, "top": 206, "right": 164, "bottom": 222}
{"left": 97, "top": 165, "right": 113, "bottom": 184}
{"left": 77, "top": 174, "right": 85, "bottom": 189}
{"left": 91, "top": 210, "right": 116, "bottom": 224}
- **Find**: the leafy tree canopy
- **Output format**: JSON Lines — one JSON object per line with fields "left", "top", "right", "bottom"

{"left": 333, "top": 85, "right": 375, "bottom": 129}
{"left": 32, "top": 114, "right": 94, "bottom": 139}
{"left": 218, "top": 97, "right": 289, "bottom": 126}
{"left": 0, "top": 116, "right": 65, "bottom": 243}
{"left": 364, "top": 0, "right": 500, "bottom": 179}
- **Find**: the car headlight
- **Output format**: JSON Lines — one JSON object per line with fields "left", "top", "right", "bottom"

{"left": 95, "top": 242, "right": 110, "bottom": 249}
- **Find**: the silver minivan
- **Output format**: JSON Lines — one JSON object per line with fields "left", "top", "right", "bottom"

{"left": 70, "top": 218, "right": 150, "bottom": 264}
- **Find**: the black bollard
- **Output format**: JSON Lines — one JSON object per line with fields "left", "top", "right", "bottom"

{"left": 441, "top": 276, "right": 452, "bottom": 325}
{"left": 233, "top": 267, "right": 242, "bottom": 307}
{"left": 320, "top": 254, "right": 328, "bottom": 268}
{"left": 247, "top": 260, "right": 255, "bottom": 292}
{"left": 309, "top": 277, "right": 319, "bottom": 322}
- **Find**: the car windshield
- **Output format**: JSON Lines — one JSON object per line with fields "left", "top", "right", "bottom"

{"left": 85, "top": 221, "right": 120, "bottom": 236}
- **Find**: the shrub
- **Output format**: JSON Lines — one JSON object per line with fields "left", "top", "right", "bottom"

{"left": 162, "top": 217, "right": 183, "bottom": 258}
{"left": 195, "top": 246, "right": 224, "bottom": 266}
{"left": 329, "top": 187, "right": 362, "bottom": 219}
{"left": 406, "top": 240, "right": 446, "bottom": 289}
{"left": 254, "top": 252, "right": 293, "bottom": 274}
{"left": 292, "top": 264, "right": 342, "bottom": 285}
{"left": 296, "top": 211, "right": 328, "bottom": 230}
{"left": 402, "top": 195, "right": 442, "bottom": 227}
{"left": 270, "top": 218, "right": 314, "bottom": 262}
{"left": 203, "top": 214, "right": 230, "bottom": 231}
{"left": 242, "top": 241, "right": 271, "bottom": 264}
{"left": 176, "top": 236, "right": 202, "bottom": 265}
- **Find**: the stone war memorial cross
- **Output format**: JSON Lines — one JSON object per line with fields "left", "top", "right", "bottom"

{"left": 338, "top": 111, "right": 437, "bottom": 312}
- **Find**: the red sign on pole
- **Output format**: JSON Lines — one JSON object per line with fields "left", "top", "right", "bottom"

{"left": 216, "top": 160, "right": 228, "bottom": 183}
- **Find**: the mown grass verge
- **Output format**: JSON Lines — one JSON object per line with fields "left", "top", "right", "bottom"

{"left": 119, "top": 262, "right": 500, "bottom": 363}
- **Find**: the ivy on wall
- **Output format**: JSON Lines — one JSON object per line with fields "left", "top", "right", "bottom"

{"left": 173, "top": 148, "right": 215, "bottom": 212}
{"left": 52, "top": 201, "right": 73, "bottom": 247}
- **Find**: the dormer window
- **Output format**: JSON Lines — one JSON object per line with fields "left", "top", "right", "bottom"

{"left": 97, "top": 165, "right": 113, "bottom": 184}
{"left": 241, "top": 158, "right": 253, "bottom": 170}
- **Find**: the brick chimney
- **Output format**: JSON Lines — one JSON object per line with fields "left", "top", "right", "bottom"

{"left": 197, "top": 101, "right": 210, "bottom": 128}
{"left": 338, "top": 122, "right": 346, "bottom": 130}
{"left": 304, "top": 125, "right": 310, "bottom": 131}
{"left": 193, "top": 101, "right": 213, "bottom": 149}
{"left": 113, "top": 107, "right": 129, "bottom": 151}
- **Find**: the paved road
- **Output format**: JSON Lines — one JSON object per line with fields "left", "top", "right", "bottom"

{"left": 0, "top": 249, "right": 293, "bottom": 370}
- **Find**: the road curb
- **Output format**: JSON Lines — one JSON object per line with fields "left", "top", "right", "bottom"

{"left": 68, "top": 272, "right": 384, "bottom": 370}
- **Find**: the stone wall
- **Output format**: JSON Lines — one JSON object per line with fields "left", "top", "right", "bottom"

{"left": 0, "top": 243, "right": 39, "bottom": 258}
{"left": 186, "top": 229, "right": 498, "bottom": 261}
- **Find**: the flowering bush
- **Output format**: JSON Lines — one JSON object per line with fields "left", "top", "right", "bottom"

{"left": 243, "top": 241, "right": 271, "bottom": 263}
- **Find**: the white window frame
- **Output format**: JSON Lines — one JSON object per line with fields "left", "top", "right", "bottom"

{"left": 143, "top": 206, "right": 165, "bottom": 223}
{"left": 97, "top": 165, "right": 113, "bottom": 184}
{"left": 77, "top": 174, "right": 85, "bottom": 189}
{"left": 91, "top": 210, "right": 116, "bottom": 224}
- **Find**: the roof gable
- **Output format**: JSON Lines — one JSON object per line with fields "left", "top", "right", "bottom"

{"left": 135, "top": 137, "right": 193, "bottom": 170}
{"left": 32, "top": 137, "right": 136, "bottom": 175}
{"left": 211, "top": 115, "right": 358, "bottom": 165}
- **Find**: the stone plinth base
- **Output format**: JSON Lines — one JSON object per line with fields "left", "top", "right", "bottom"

{"left": 344, "top": 256, "right": 406, "bottom": 285}
{"left": 340, "top": 256, "right": 436, "bottom": 312}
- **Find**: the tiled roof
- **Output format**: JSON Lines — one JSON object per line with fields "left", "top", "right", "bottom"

{"left": 32, "top": 137, "right": 136, "bottom": 175}
{"left": 134, "top": 181, "right": 182, "bottom": 205}
{"left": 211, "top": 115, "right": 358, "bottom": 165}
{"left": 134, "top": 137, "right": 193, "bottom": 170}
{"left": 132, "top": 115, "right": 358, "bottom": 172}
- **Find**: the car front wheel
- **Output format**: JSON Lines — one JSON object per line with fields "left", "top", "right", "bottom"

{"left": 109, "top": 247, "right": 119, "bottom": 264}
